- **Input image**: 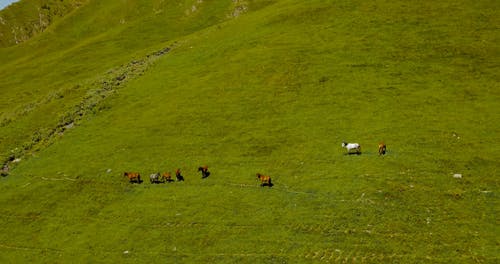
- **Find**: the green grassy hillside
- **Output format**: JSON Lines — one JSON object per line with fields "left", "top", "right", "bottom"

{"left": 0, "top": 0, "right": 256, "bottom": 166}
{"left": 1, "top": 0, "right": 499, "bottom": 263}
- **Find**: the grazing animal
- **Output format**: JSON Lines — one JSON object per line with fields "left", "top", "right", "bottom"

{"left": 150, "top": 172, "right": 161, "bottom": 184}
{"left": 198, "top": 166, "right": 210, "bottom": 178}
{"left": 342, "top": 142, "right": 361, "bottom": 154}
{"left": 124, "top": 172, "right": 141, "bottom": 183}
{"left": 256, "top": 173, "right": 272, "bottom": 187}
{"left": 175, "top": 169, "right": 184, "bottom": 181}
{"left": 378, "top": 142, "right": 387, "bottom": 155}
{"left": 161, "top": 172, "right": 174, "bottom": 183}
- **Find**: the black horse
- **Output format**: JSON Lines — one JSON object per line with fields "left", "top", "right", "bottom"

{"left": 176, "top": 169, "right": 185, "bottom": 181}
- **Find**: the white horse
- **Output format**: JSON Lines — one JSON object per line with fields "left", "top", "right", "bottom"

{"left": 342, "top": 142, "right": 361, "bottom": 154}
{"left": 149, "top": 172, "right": 160, "bottom": 184}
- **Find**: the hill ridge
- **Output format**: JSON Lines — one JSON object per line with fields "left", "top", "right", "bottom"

{"left": 0, "top": 0, "right": 88, "bottom": 47}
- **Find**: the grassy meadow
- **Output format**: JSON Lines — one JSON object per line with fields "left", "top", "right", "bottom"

{"left": 0, "top": 0, "right": 498, "bottom": 263}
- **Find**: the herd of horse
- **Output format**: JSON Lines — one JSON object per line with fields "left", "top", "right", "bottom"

{"left": 149, "top": 169, "right": 185, "bottom": 184}
{"left": 123, "top": 166, "right": 273, "bottom": 187}
{"left": 123, "top": 168, "right": 188, "bottom": 184}
{"left": 123, "top": 143, "right": 387, "bottom": 188}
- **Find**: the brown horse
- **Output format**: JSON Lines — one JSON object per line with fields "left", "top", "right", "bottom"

{"left": 256, "top": 173, "right": 272, "bottom": 187}
{"left": 198, "top": 166, "right": 210, "bottom": 178}
{"left": 378, "top": 142, "right": 387, "bottom": 155}
{"left": 161, "top": 172, "right": 174, "bottom": 183}
{"left": 124, "top": 172, "right": 141, "bottom": 183}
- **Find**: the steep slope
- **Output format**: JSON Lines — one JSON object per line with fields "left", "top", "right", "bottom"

{"left": 0, "top": 0, "right": 269, "bottom": 168}
{"left": 1, "top": 0, "right": 499, "bottom": 262}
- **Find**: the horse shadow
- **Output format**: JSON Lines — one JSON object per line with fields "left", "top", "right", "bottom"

{"left": 201, "top": 171, "right": 211, "bottom": 179}
{"left": 261, "top": 182, "right": 274, "bottom": 187}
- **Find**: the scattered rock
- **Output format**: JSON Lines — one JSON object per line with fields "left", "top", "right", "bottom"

{"left": 152, "top": 47, "right": 171, "bottom": 56}
{"left": 65, "top": 122, "right": 74, "bottom": 129}
{"left": 230, "top": 0, "right": 248, "bottom": 18}
{"left": 115, "top": 74, "right": 126, "bottom": 81}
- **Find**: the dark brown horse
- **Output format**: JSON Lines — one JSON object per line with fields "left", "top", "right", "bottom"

{"left": 256, "top": 173, "right": 272, "bottom": 187}
{"left": 198, "top": 166, "right": 210, "bottom": 178}
{"left": 124, "top": 172, "right": 141, "bottom": 183}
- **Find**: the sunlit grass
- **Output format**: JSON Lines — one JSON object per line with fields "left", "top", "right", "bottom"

{"left": 0, "top": 0, "right": 498, "bottom": 262}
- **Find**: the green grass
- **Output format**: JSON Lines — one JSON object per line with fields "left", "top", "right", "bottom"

{"left": 0, "top": 0, "right": 240, "bottom": 164}
{"left": 1, "top": 0, "right": 499, "bottom": 262}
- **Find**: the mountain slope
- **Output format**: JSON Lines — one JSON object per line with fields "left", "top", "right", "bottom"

{"left": 0, "top": 0, "right": 267, "bottom": 167}
{"left": 0, "top": 0, "right": 498, "bottom": 262}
